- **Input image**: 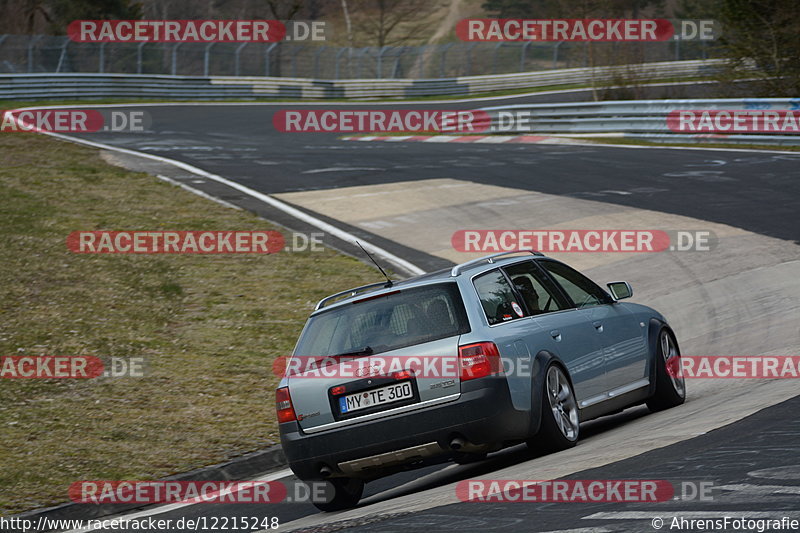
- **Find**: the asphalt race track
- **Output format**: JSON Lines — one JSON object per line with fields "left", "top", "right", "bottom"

{"left": 51, "top": 97, "right": 800, "bottom": 533}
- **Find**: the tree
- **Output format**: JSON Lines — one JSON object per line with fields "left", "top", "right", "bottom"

{"left": 349, "top": 0, "right": 441, "bottom": 48}
{"left": 46, "top": 0, "right": 142, "bottom": 33}
{"left": 717, "top": 0, "right": 800, "bottom": 95}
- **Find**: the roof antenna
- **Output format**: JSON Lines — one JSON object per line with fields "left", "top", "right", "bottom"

{"left": 355, "top": 241, "right": 393, "bottom": 287}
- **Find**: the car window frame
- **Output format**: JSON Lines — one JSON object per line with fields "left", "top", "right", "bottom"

{"left": 500, "top": 259, "right": 572, "bottom": 316}
{"left": 471, "top": 267, "right": 530, "bottom": 327}
{"left": 534, "top": 258, "right": 614, "bottom": 309}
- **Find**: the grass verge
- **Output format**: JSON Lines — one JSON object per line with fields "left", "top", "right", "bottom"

{"left": 0, "top": 133, "right": 379, "bottom": 515}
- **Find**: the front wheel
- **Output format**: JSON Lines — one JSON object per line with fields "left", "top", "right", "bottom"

{"left": 646, "top": 329, "right": 686, "bottom": 412}
{"left": 312, "top": 478, "right": 364, "bottom": 512}
{"left": 527, "top": 364, "right": 580, "bottom": 453}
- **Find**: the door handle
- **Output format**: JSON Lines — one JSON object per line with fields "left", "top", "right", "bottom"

{"left": 550, "top": 329, "right": 561, "bottom": 341}
{"left": 593, "top": 321, "right": 603, "bottom": 332}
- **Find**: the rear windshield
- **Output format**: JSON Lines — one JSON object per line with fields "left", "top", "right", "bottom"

{"left": 294, "top": 283, "right": 470, "bottom": 356}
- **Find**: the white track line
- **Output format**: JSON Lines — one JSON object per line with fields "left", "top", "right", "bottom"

{"left": 60, "top": 468, "right": 294, "bottom": 533}
{"left": 155, "top": 174, "right": 242, "bottom": 210}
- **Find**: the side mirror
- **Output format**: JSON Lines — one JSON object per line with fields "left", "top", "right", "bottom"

{"left": 607, "top": 281, "right": 633, "bottom": 300}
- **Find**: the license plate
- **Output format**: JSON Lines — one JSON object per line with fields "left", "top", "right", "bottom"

{"left": 339, "top": 382, "right": 413, "bottom": 414}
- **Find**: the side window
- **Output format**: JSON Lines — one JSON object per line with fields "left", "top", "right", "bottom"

{"left": 503, "top": 261, "right": 568, "bottom": 315}
{"left": 539, "top": 260, "right": 612, "bottom": 309}
{"left": 473, "top": 269, "right": 525, "bottom": 325}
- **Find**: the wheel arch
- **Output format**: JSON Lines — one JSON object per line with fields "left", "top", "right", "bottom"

{"left": 646, "top": 318, "right": 679, "bottom": 397}
{"left": 528, "top": 350, "right": 573, "bottom": 437}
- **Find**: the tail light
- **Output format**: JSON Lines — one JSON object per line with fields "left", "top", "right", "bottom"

{"left": 391, "top": 369, "right": 413, "bottom": 380}
{"left": 275, "top": 387, "right": 297, "bottom": 423}
{"left": 459, "top": 342, "right": 502, "bottom": 381}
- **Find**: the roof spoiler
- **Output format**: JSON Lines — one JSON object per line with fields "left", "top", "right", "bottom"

{"left": 315, "top": 281, "right": 395, "bottom": 310}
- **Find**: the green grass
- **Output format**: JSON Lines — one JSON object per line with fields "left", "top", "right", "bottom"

{"left": 0, "top": 133, "right": 381, "bottom": 515}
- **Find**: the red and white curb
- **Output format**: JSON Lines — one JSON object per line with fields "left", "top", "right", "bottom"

{"left": 341, "top": 135, "right": 591, "bottom": 145}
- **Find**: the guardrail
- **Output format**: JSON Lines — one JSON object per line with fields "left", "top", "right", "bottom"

{"left": 0, "top": 59, "right": 726, "bottom": 101}
{"left": 477, "top": 98, "right": 800, "bottom": 145}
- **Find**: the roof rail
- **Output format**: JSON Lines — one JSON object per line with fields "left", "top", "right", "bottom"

{"left": 315, "top": 281, "right": 394, "bottom": 310}
{"left": 450, "top": 250, "right": 544, "bottom": 277}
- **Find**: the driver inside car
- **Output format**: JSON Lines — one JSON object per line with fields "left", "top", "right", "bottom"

{"left": 513, "top": 276, "right": 541, "bottom": 315}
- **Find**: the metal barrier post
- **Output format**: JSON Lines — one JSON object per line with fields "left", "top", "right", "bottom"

{"left": 137, "top": 42, "right": 145, "bottom": 74}
{"left": 55, "top": 38, "right": 69, "bottom": 73}
{"left": 264, "top": 42, "right": 277, "bottom": 76}
{"left": 313, "top": 45, "right": 326, "bottom": 78}
{"left": 171, "top": 43, "right": 182, "bottom": 75}
{"left": 234, "top": 42, "right": 248, "bottom": 76}
{"left": 203, "top": 42, "right": 214, "bottom": 76}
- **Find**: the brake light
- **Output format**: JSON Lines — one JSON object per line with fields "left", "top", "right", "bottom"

{"left": 391, "top": 369, "right": 413, "bottom": 380}
{"left": 275, "top": 387, "right": 297, "bottom": 423}
{"left": 459, "top": 342, "right": 502, "bottom": 381}
{"left": 331, "top": 385, "right": 346, "bottom": 396}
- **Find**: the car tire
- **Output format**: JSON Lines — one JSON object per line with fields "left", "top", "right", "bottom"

{"left": 312, "top": 478, "right": 364, "bottom": 512}
{"left": 527, "top": 364, "right": 580, "bottom": 453}
{"left": 646, "top": 328, "right": 686, "bottom": 412}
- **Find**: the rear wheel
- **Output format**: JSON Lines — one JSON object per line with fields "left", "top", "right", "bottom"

{"left": 527, "top": 364, "right": 579, "bottom": 453}
{"left": 312, "top": 478, "right": 364, "bottom": 512}
{"left": 646, "top": 329, "right": 686, "bottom": 412}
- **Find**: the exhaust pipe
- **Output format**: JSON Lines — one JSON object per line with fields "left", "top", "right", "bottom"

{"left": 319, "top": 466, "right": 333, "bottom": 478}
{"left": 450, "top": 437, "right": 466, "bottom": 451}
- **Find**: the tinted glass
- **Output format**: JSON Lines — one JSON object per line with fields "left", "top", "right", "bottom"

{"left": 539, "top": 260, "right": 612, "bottom": 308}
{"left": 503, "top": 261, "right": 567, "bottom": 315}
{"left": 473, "top": 269, "right": 525, "bottom": 325}
{"left": 294, "top": 283, "right": 469, "bottom": 356}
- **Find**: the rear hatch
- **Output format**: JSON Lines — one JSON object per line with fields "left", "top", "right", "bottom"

{"left": 286, "top": 282, "right": 470, "bottom": 432}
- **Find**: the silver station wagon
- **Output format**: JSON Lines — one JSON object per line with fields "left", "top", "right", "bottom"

{"left": 276, "top": 251, "right": 685, "bottom": 511}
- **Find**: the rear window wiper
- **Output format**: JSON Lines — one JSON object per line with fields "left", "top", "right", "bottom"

{"left": 330, "top": 346, "right": 373, "bottom": 358}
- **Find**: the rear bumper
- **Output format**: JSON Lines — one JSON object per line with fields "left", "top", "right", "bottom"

{"left": 279, "top": 378, "right": 529, "bottom": 480}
